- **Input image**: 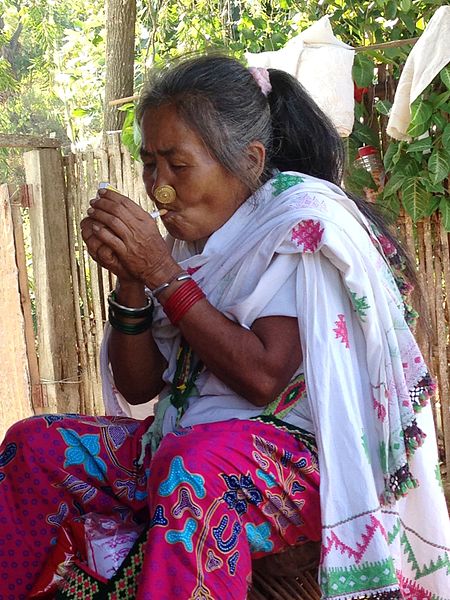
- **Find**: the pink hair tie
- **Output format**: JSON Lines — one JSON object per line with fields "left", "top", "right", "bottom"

{"left": 249, "top": 67, "right": 272, "bottom": 97}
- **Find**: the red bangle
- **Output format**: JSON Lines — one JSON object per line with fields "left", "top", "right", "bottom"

{"left": 163, "top": 279, "right": 205, "bottom": 325}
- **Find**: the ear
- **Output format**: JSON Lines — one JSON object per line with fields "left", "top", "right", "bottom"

{"left": 245, "top": 141, "right": 266, "bottom": 180}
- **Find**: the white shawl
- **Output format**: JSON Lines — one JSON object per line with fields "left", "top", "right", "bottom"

{"left": 102, "top": 172, "right": 450, "bottom": 598}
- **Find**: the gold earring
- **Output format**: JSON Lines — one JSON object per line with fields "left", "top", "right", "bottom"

{"left": 154, "top": 184, "right": 176, "bottom": 205}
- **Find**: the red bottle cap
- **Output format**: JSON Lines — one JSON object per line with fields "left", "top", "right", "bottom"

{"left": 357, "top": 146, "right": 378, "bottom": 158}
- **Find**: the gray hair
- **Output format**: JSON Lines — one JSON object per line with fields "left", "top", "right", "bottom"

{"left": 136, "top": 54, "right": 272, "bottom": 192}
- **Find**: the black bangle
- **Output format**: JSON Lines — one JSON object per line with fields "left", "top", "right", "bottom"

{"left": 108, "top": 309, "right": 153, "bottom": 335}
{"left": 107, "top": 290, "right": 153, "bottom": 319}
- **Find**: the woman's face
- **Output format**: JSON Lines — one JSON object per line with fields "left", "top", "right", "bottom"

{"left": 140, "top": 104, "right": 250, "bottom": 242}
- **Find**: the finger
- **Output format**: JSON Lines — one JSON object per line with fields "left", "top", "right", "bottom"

{"left": 91, "top": 222, "right": 129, "bottom": 257}
{"left": 80, "top": 217, "right": 97, "bottom": 242}
{"left": 91, "top": 190, "right": 151, "bottom": 223}
{"left": 86, "top": 207, "right": 133, "bottom": 240}
{"left": 97, "top": 244, "right": 117, "bottom": 266}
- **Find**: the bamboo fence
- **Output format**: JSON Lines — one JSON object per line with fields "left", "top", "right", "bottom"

{"left": 0, "top": 132, "right": 448, "bottom": 472}
{"left": 0, "top": 131, "right": 449, "bottom": 600}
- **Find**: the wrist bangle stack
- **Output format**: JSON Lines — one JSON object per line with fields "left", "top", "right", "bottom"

{"left": 163, "top": 279, "right": 205, "bottom": 325}
{"left": 152, "top": 272, "right": 192, "bottom": 297}
{"left": 107, "top": 290, "right": 154, "bottom": 335}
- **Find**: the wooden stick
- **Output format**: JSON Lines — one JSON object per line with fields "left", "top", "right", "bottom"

{"left": 354, "top": 37, "right": 419, "bottom": 53}
{"left": 108, "top": 94, "right": 139, "bottom": 107}
{"left": 65, "top": 154, "right": 90, "bottom": 414}
{"left": 10, "top": 195, "right": 45, "bottom": 412}
{"left": 434, "top": 215, "right": 450, "bottom": 476}
{"left": 0, "top": 133, "right": 61, "bottom": 149}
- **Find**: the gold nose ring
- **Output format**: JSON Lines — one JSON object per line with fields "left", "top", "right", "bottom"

{"left": 154, "top": 184, "right": 176, "bottom": 205}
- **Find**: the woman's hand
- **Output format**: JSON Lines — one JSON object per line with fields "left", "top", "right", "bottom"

{"left": 80, "top": 188, "right": 179, "bottom": 287}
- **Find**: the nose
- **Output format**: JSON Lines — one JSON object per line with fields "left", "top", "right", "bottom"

{"left": 151, "top": 166, "right": 172, "bottom": 195}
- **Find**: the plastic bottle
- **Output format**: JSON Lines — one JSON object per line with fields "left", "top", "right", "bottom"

{"left": 355, "top": 146, "right": 386, "bottom": 189}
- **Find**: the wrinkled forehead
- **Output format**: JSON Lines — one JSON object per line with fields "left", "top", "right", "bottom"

{"left": 140, "top": 105, "right": 213, "bottom": 158}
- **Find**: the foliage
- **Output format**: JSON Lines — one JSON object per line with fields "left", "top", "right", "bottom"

{"left": 380, "top": 67, "right": 450, "bottom": 227}
{"left": 0, "top": 0, "right": 105, "bottom": 180}
{"left": 1, "top": 0, "right": 448, "bottom": 229}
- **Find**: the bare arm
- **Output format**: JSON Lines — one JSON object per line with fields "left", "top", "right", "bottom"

{"left": 82, "top": 190, "right": 302, "bottom": 407}
{"left": 107, "top": 280, "right": 167, "bottom": 405}
{"left": 156, "top": 282, "right": 302, "bottom": 406}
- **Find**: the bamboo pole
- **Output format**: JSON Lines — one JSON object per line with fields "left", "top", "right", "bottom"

{"left": 109, "top": 132, "right": 124, "bottom": 192}
{"left": 434, "top": 215, "right": 450, "bottom": 476}
{"left": 423, "top": 219, "right": 437, "bottom": 335}
{"left": 433, "top": 233, "right": 450, "bottom": 476}
{"left": 10, "top": 192, "right": 45, "bottom": 413}
{"left": 65, "top": 154, "right": 90, "bottom": 414}
{"left": 0, "top": 184, "right": 33, "bottom": 439}
{"left": 75, "top": 153, "right": 97, "bottom": 414}
{"left": 121, "top": 138, "right": 135, "bottom": 200}
{"left": 95, "top": 147, "right": 114, "bottom": 312}
{"left": 23, "top": 149, "right": 80, "bottom": 414}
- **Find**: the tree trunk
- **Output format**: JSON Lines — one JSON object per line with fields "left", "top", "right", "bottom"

{"left": 104, "top": 0, "right": 136, "bottom": 133}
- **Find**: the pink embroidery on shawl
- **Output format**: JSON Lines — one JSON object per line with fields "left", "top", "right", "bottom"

{"left": 377, "top": 234, "right": 397, "bottom": 257}
{"left": 397, "top": 572, "right": 433, "bottom": 599}
{"left": 333, "top": 314, "right": 350, "bottom": 348}
{"left": 187, "top": 266, "right": 202, "bottom": 275}
{"left": 322, "top": 515, "right": 387, "bottom": 563}
{"left": 291, "top": 219, "right": 324, "bottom": 253}
{"left": 372, "top": 394, "right": 387, "bottom": 421}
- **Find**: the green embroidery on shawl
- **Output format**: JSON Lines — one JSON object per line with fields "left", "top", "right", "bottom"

{"left": 379, "top": 441, "right": 388, "bottom": 474}
{"left": 349, "top": 290, "right": 370, "bottom": 321}
{"left": 387, "top": 518, "right": 401, "bottom": 545}
{"left": 435, "top": 463, "right": 444, "bottom": 491}
{"left": 262, "top": 373, "right": 307, "bottom": 419}
{"left": 320, "top": 558, "right": 397, "bottom": 596}
{"left": 271, "top": 173, "right": 304, "bottom": 196}
{"left": 401, "top": 532, "right": 450, "bottom": 578}
{"left": 361, "top": 431, "right": 371, "bottom": 463}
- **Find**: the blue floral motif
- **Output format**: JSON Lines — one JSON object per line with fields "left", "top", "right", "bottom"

{"left": 57, "top": 428, "right": 107, "bottom": 481}
{"left": 245, "top": 522, "right": 274, "bottom": 553}
{"left": 221, "top": 473, "right": 263, "bottom": 516}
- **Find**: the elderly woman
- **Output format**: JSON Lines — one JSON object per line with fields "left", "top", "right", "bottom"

{"left": 0, "top": 54, "right": 449, "bottom": 600}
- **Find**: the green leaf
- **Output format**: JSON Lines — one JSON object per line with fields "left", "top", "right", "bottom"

{"left": 353, "top": 124, "right": 379, "bottom": 147}
{"left": 383, "top": 142, "right": 399, "bottom": 171}
{"left": 345, "top": 165, "right": 376, "bottom": 196}
{"left": 442, "top": 123, "right": 450, "bottom": 152}
{"left": 385, "top": 0, "right": 397, "bottom": 20}
{"left": 383, "top": 171, "right": 404, "bottom": 197}
{"left": 422, "top": 178, "right": 445, "bottom": 194}
{"left": 376, "top": 194, "right": 400, "bottom": 224}
{"left": 428, "top": 150, "right": 450, "bottom": 184}
{"left": 439, "top": 197, "right": 450, "bottom": 231}
{"left": 433, "top": 113, "right": 447, "bottom": 132}
{"left": 401, "top": 177, "right": 430, "bottom": 222}
{"left": 406, "top": 137, "right": 432, "bottom": 154}
{"left": 375, "top": 99, "right": 392, "bottom": 116}
{"left": 118, "top": 102, "right": 135, "bottom": 112}
{"left": 399, "top": 0, "right": 412, "bottom": 11}
{"left": 440, "top": 64, "right": 450, "bottom": 90}
{"left": 421, "top": 194, "right": 440, "bottom": 217}
{"left": 407, "top": 99, "right": 433, "bottom": 137}
{"left": 433, "top": 90, "right": 450, "bottom": 110}
{"left": 353, "top": 54, "right": 374, "bottom": 88}
{"left": 400, "top": 13, "right": 416, "bottom": 34}
{"left": 395, "top": 156, "right": 420, "bottom": 177}
{"left": 72, "top": 107, "right": 89, "bottom": 118}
